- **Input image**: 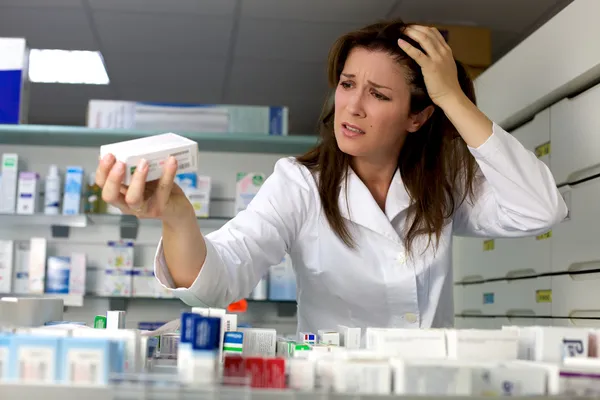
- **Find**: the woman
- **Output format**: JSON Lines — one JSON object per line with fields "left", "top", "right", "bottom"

{"left": 96, "top": 19, "right": 567, "bottom": 335}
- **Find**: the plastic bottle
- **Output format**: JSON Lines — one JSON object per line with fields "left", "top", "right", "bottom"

{"left": 44, "top": 165, "right": 61, "bottom": 215}
{"left": 84, "top": 172, "right": 102, "bottom": 214}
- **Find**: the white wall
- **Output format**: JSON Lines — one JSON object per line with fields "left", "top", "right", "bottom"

{"left": 0, "top": 143, "right": 298, "bottom": 334}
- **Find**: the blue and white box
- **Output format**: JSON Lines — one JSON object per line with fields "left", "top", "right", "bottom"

{"left": 177, "top": 312, "right": 198, "bottom": 379}
{"left": 0, "top": 333, "right": 11, "bottom": 381}
{"left": 45, "top": 256, "right": 70, "bottom": 294}
{"left": 0, "top": 38, "right": 29, "bottom": 124}
{"left": 8, "top": 335, "right": 61, "bottom": 383}
{"left": 268, "top": 254, "right": 297, "bottom": 301}
{"left": 86, "top": 100, "right": 289, "bottom": 135}
{"left": 223, "top": 332, "right": 244, "bottom": 355}
{"left": 62, "top": 166, "right": 84, "bottom": 215}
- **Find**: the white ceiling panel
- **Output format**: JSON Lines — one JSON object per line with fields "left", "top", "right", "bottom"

{"left": 0, "top": 7, "right": 97, "bottom": 50}
{"left": 93, "top": 11, "right": 234, "bottom": 57}
{"left": 390, "top": 0, "right": 563, "bottom": 33}
{"left": 0, "top": 0, "right": 82, "bottom": 8}
{"left": 225, "top": 58, "right": 328, "bottom": 106}
{"left": 235, "top": 18, "right": 363, "bottom": 63}
{"left": 240, "top": 0, "right": 396, "bottom": 23}
{"left": 88, "top": 0, "right": 237, "bottom": 16}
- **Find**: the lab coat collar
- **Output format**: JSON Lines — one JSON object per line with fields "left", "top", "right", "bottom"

{"left": 338, "top": 167, "right": 411, "bottom": 244}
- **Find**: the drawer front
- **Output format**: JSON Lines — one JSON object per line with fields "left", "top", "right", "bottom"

{"left": 552, "top": 178, "right": 600, "bottom": 273}
{"left": 550, "top": 81, "right": 600, "bottom": 185}
{"left": 551, "top": 272, "right": 600, "bottom": 318}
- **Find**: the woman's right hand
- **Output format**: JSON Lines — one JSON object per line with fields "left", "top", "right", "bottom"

{"left": 95, "top": 153, "right": 194, "bottom": 224}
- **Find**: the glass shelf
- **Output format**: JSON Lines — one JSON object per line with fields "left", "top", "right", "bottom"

{"left": 0, "top": 213, "right": 231, "bottom": 239}
{"left": 0, "top": 213, "right": 88, "bottom": 228}
{"left": 0, "top": 124, "right": 320, "bottom": 155}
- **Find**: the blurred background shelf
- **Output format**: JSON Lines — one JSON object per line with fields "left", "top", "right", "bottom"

{"left": 0, "top": 213, "right": 231, "bottom": 239}
{"left": 0, "top": 124, "right": 320, "bottom": 155}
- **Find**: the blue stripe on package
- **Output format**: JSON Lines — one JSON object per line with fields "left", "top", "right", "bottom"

{"left": 191, "top": 316, "right": 221, "bottom": 351}
{"left": 180, "top": 312, "right": 199, "bottom": 344}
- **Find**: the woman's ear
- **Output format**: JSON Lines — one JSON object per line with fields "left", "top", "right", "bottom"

{"left": 407, "top": 105, "right": 435, "bottom": 133}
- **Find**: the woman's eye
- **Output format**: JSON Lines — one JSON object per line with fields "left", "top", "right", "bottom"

{"left": 372, "top": 90, "right": 389, "bottom": 101}
{"left": 340, "top": 81, "right": 353, "bottom": 89}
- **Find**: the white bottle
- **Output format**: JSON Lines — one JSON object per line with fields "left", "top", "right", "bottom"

{"left": 44, "top": 165, "right": 61, "bottom": 215}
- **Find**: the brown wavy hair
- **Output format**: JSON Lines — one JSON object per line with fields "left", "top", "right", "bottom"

{"left": 296, "top": 18, "right": 479, "bottom": 256}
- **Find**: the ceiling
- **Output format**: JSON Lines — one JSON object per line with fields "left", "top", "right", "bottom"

{"left": 0, "top": 0, "right": 574, "bottom": 134}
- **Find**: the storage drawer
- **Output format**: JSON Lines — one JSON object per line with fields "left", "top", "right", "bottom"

{"left": 491, "top": 235, "right": 552, "bottom": 278}
{"left": 454, "top": 282, "right": 496, "bottom": 316}
{"left": 551, "top": 271, "right": 600, "bottom": 318}
{"left": 552, "top": 178, "right": 600, "bottom": 273}
{"left": 550, "top": 81, "right": 600, "bottom": 185}
{"left": 452, "top": 236, "right": 503, "bottom": 282}
{"left": 454, "top": 316, "right": 501, "bottom": 329}
{"left": 487, "top": 277, "right": 552, "bottom": 317}
{"left": 510, "top": 108, "right": 551, "bottom": 169}
{"left": 453, "top": 235, "right": 550, "bottom": 281}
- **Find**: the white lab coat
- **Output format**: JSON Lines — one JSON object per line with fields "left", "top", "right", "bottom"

{"left": 154, "top": 122, "right": 568, "bottom": 337}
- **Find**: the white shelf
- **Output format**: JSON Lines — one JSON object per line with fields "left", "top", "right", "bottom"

{"left": 0, "top": 213, "right": 88, "bottom": 227}
{"left": 0, "top": 383, "right": 571, "bottom": 400}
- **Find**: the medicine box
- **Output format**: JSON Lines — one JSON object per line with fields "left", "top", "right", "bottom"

{"left": 8, "top": 335, "right": 61, "bottom": 383}
{"left": 0, "top": 38, "right": 29, "bottom": 124}
{"left": 235, "top": 172, "right": 265, "bottom": 214}
{"left": 99, "top": 133, "right": 198, "bottom": 185}
{"left": 59, "top": 337, "right": 123, "bottom": 385}
{"left": 87, "top": 100, "right": 289, "bottom": 136}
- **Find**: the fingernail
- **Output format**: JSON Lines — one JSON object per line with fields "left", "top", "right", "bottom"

{"left": 102, "top": 153, "right": 114, "bottom": 164}
{"left": 167, "top": 156, "right": 177, "bottom": 166}
{"left": 114, "top": 161, "right": 125, "bottom": 173}
{"left": 137, "top": 158, "right": 148, "bottom": 172}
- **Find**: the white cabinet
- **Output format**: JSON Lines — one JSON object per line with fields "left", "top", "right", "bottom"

{"left": 487, "top": 278, "right": 552, "bottom": 318}
{"left": 552, "top": 178, "right": 600, "bottom": 274}
{"left": 454, "top": 316, "right": 501, "bottom": 329}
{"left": 454, "top": 282, "right": 496, "bottom": 316}
{"left": 453, "top": 234, "right": 551, "bottom": 282}
{"left": 453, "top": 236, "right": 506, "bottom": 282}
{"left": 551, "top": 271, "right": 600, "bottom": 318}
{"left": 510, "top": 108, "right": 551, "bottom": 170}
{"left": 550, "top": 81, "right": 600, "bottom": 185}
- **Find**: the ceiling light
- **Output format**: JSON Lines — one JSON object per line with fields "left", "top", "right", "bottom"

{"left": 28, "top": 49, "right": 109, "bottom": 85}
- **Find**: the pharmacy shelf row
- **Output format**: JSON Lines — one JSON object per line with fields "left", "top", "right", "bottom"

{"left": 0, "top": 124, "right": 320, "bottom": 155}
{"left": 0, "top": 212, "right": 230, "bottom": 239}
{"left": 0, "top": 384, "right": 574, "bottom": 400}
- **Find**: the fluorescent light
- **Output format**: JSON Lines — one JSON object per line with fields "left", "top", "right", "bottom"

{"left": 28, "top": 49, "right": 109, "bottom": 85}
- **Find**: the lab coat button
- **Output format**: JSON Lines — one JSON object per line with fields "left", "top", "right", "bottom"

{"left": 396, "top": 253, "right": 406, "bottom": 264}
{"left": 405, "top": 312, "right": 418, "bottom": 323}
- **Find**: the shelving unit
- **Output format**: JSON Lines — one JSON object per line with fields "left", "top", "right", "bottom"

{"left": 0, "top": 383, "right": 570, "bottom": 400}
{"left": 0, "top": 124, "right": 320, "bottom": 155}
{"left": 0, "top": 213, "right": 231, "bottom": 239}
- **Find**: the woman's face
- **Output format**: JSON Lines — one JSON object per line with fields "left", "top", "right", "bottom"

{"left": 333, "top": 47, "right": 425, "bottom": 161}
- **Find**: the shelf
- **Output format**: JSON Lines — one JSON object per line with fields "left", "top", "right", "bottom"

{"left": 0, "top": 213, "right": 88, "bottom": 228}
{"left": 0, "top": 213, "right": 231, "bottom": 239}
{"left": 0, "top": 383, "right": 572, "bottom": 400}
{"left": 0, "top": 124, "right": 320, "bottom": 155}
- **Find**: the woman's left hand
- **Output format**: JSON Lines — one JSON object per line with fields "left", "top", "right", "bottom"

{"left": 398, "top": 25, "right": 464, "bottom": 107}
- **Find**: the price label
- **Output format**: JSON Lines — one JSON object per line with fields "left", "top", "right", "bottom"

{"left": 483, "top": 239, "right": 495, "bottom": 251}
{"left": 535, "top": 141, "right": 551, "bottom": 158}
{"left": 536, "top": 231, "right": 552, "bottom": 240}
{"left": 536, "top": 289, "right": 552, "bottom": 303}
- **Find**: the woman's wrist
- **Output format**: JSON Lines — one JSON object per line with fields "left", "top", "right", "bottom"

{"left": 162, "top": 195, "right": 197, "bottom": 230}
